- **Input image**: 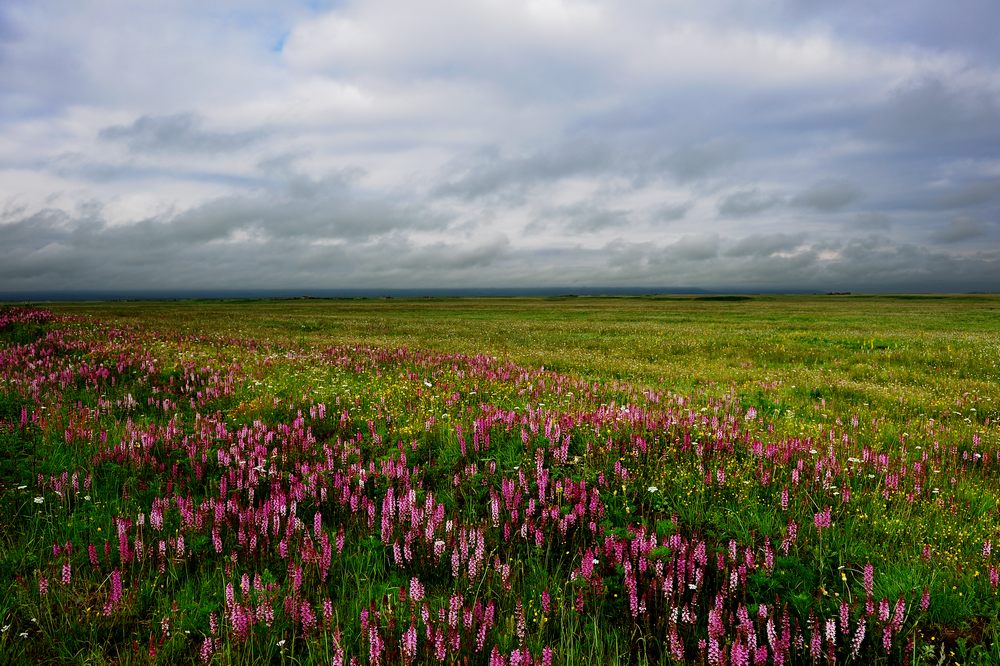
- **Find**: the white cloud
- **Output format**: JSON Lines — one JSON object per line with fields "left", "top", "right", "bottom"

{"left": 1, "top": 0, "right": 999, "bottom": 292}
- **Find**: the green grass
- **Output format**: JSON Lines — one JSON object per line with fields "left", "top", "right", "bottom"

{"left": 1, "top": 295, "right": 998, "bottom": 664}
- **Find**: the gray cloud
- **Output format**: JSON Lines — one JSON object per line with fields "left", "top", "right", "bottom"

{"left": 929, "top": 217, "right": 989, "bottom": 243}
{"left": 2, "top": 1, "right": 1000, "bottom": 294}
{"left": 931, "top": 179, "right": 1000, "bottom": 210}
{"left": 725, "top": 233, "right": 807, "bottom": 257}
{"left": 778, "top": 0, "right": 1000, "bottom": 65}
{"left": 165, "top": 173, "right": 447, "bottom": 243}
{"left": 867, "top": 77, "right": 1000, "bottom": 156}
{"left": 593, "top": 233, "right": 1000, "bottom": 291}
{"left": 718, "top": 189, "right": 783, "bottom": 218}
{"left": 527, "top": 201, "right": 633, "bottom": 234}
{"left": 661, "top": 139, "right": 743, "bottom": 182}
{"left": 0, "top": 168, "right": 458, "bottom": 292}
{"left": 655, "top": 203, "right": 691, "bottom": 223}
{"left": 850, "top": 212, "right": 894, "bottom": 231}
{"left": 663, "top": 234, "right": 720, "bottom": 262}
{"left": 100, "top": 113, "right": 266, "bottom": 153}
{"left": 397, "top": 235, "right": 511, "bottom": 271}
{"left": 792, "top": 179, "right": 862, "bottom": 211}
{"left": 435, "top": 140, "right": 615, "bottom": 200}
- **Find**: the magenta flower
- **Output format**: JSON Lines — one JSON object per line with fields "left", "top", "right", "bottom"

{"left": 814, "top": 507, "right": 832, "bottom": 530}
{"left": 409, "top": 577, "right": 425, "bottom": 602}
{"left": 401, "top": 624, "right": 418, "bottom": 662}
{"left": 103, "top": 569, "right": 122, "bottom": 616}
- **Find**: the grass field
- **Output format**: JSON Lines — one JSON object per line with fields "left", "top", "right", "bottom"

{"left": 1, "top": 295, "right": 998, "bottom": 664}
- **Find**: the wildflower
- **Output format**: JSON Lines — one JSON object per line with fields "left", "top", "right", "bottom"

{"left": 402, "top": 624, "right": 418, "bottom": 662}
{"left": 300, "top": 600, "right": 316, "bottom": 632}
{"left": 647, "top": 485, "right": 659, "bottom": 493}
{"left": 38, "top": 577, "right": 48, "bottom": 596}
{"left": 408, "top": 576, "right": 425, "bottom": 602}
{"left": 850, "top": 617, "right": 866, "bottom": 658}
{"left": 102, "top": 569, "right": 122, "bottom": 616}
{"left": 34, "top": 497, "right": 44, "bottom": 504}
{"left": 814, "top": 506, "right": 831, "bottom": 530}
{"left": 323, "top": 598, "right": 334, "bottom": 625}
{"left": 878, "top": 598, "right": 890, "bottom": 622}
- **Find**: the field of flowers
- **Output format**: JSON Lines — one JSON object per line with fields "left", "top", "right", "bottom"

{"left": 0, "top": 296, "right": 998, "bottom": 664}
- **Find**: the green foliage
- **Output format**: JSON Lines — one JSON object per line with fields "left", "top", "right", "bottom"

{"left": 1, "top": 296, "right": 999, "bottom": 663}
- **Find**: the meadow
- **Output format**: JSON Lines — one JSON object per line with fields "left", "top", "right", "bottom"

{"left": 0, "top": 294, "right": 998, "bottom": 664}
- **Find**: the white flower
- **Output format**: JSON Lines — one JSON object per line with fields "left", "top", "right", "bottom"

{"left": 17, "top": 485, "right": 26, "bottom": 490}
{"left": 84, "top": 495, "right": 91, "bottom": 501}
{"left": 33, "top": 497, "right": 44, "bottom": 504}
{"left": 647, "top": 486, "right": 659, "bottom": 493}
{"left": 277, "top": 639, "right": 286, "bottom": 647}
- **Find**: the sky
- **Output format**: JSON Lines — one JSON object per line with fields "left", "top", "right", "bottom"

{"left": 2, "top": 0, "right": 999, "bottom": 294}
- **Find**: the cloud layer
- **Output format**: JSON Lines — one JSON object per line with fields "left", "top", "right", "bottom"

{"left": 2, "top": 0, "right": 999, "bottom": 293}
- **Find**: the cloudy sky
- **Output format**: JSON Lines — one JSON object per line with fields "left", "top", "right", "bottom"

{"left": 2, "top": 0, "right": 999, "bottom": 293}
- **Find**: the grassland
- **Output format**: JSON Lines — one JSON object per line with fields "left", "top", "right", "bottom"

{"left": 1, "top": 295, "right": 998, "bottom": 664}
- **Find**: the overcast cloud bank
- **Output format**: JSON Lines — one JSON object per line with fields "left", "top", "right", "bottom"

{"left": 1, "top": 0, "right": 999, "bottom": 293}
